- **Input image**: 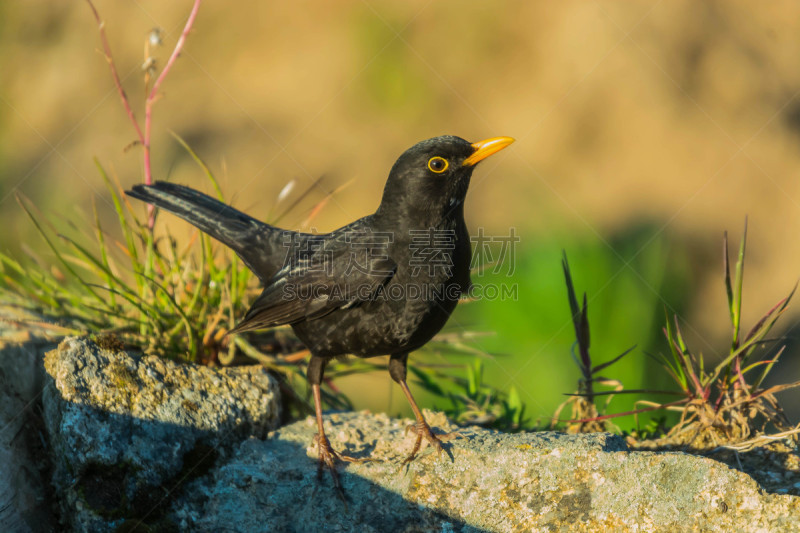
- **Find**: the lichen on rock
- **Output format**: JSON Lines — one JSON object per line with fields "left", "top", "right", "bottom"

{"left": 42, "top": 336, "right": 281, "bottom": 531}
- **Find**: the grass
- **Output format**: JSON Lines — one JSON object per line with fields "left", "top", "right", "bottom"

{"left": 551, "top": 251, "right": 633, "bottom": 434}
{"left": 454, "top": 225, "right": 695, "bottom": 432}
{"left": 410, "top": 357, "right": 527, "bottom": 431}
{"left": 558, "top": 221, "right": 800, "bottom": 448}
{"left": 1, "top": 153, "right": 251, "bottom": 362}
{"left": 650, "top": 221, "right": 800, "bottom": 448}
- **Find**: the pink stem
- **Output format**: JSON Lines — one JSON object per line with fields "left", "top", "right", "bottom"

{"left": 142, "top": 0, "right": 202, "bottom": 228}
{"left": 87, "top": 0, "right": 202, "bottom": 229}
{"left": 144, "top": 0, "right": 202, "bottom": 188}
{"left": 85, "top": 0, "right": 145, "bottom": 145}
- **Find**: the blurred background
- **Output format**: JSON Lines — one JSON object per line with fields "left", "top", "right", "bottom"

{"left": 2, "top": 1, "right": 800, "bottom": 427}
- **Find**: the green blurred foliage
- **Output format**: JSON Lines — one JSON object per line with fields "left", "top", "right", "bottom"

{"left": 448, "top": 222, "right": 695, "bottom": 430}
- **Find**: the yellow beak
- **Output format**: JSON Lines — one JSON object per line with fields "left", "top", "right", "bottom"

{"left": 462, "top": 136, "right": 515, "bottom": 166}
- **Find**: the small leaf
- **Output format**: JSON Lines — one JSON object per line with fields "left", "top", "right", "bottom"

{"left": 731, "top": 219, "right": 747, "bottom": 350}
{"left": 507, "top": 385, "right": 522, "bottom": 425}
{"left": 752, "top": 345, "right": 785, "bottom": 389}
{"left": 592, "top": 345, "right": 636, "bottom": 374}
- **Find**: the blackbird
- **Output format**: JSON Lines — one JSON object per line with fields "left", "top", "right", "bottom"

{"left": 126, "top": 135, "right": 513, "bottom": 487}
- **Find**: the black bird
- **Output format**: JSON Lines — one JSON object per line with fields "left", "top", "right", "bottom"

{"left": 126, "top": 135, "right": 513, "bottom": 486}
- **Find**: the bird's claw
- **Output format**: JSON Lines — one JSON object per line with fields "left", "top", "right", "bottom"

{"left": 402, "top": 421, "right": 456, "bottom": 465}
{"left": 312, "top": 433, "right": 368, "bottom": 500}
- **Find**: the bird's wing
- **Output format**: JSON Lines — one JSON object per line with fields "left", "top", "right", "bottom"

{"left": 229, "top": 228, "right": 396, "bottom": 333}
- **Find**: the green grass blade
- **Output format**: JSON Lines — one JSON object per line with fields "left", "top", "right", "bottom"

{"left": 136, "top": 271, "right": 197, "bottom": 358}
{"left": 57, "top": 233, "right": 142, "bottom": 303}
{"left": 724, "top": 230, "right": 733, "bottom": 324}
{"left": 592, "top": 345, "right": 636, "bottom": 374}
{"left": 650, "top": 350, "right": 685, "bottom": 387}
{"left": 709, "top": 289, "right": 793, "bottom": 383}
{"left": 183, "top": 236, "right": 207, "bottom": 318}
{"left": 752, "top": 346, "right": 786, "bottom": 388}
{"left": 409, "top": 365, "right": 446, "bottom": 397}
{"left": 170, "top": 131, "right": 224, "bottom": 200}
{"left": 96, "top": 159, "right": 141, "bottom": 269}
{"left": 17, "top": 195, "right": 108, "bottom": 307}
{"left": 562, "top": 251, "right": 591, "bottom": 372}
{"left": 731, "top": 220, "right": 747, "bottom": 350}
{"left": 663, "top": 311, "right": 688, "bottom": 390}
{"left": 507, "top": 385, "right": 522, "bottom": 426}
{"left": 92, "top": 197, "right": 116, "bottom": 308}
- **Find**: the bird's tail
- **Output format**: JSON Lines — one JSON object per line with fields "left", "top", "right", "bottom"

{"left": 126, "top": 181, "right": 286, "bottom": 281}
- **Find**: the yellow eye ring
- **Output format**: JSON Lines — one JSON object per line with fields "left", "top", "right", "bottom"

{"left": 427, "top": 156, "right": 449, "bottom": 173}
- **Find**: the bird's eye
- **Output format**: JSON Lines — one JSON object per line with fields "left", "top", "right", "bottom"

{"left": 427, "top": 156, "right": 449, "bottom": 174}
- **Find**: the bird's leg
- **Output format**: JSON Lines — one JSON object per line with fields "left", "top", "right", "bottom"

{"left": 389, "top": 353, "right": 455, "bottom": 464}
{"left": 311, "top": 383, "right": 344, "bottom": 487}
{"left": 308, "top": 356, "right": 359, "bottom": 492}
{"left": 398, "top": 379, "right": 451, "bottom": 464}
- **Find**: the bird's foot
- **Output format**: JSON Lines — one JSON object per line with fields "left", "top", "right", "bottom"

{"left": 402, "top": 421, "right": 456, "bottom": 465}
{"left": 312, "top": 433, "right": 366, "bottom": 495}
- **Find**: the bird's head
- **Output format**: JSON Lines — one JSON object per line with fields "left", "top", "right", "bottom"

{"left": 376, "top": 135, "right": 514, "bottom": 225}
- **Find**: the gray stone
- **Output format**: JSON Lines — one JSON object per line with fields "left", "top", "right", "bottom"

{"left": 28, "top": 337, "right": 800, "bottom": 532}
{"left": 171, "top": 411, "right": 800, "bottom": 533}
{"left": 42, "top": 336, "right": 281, "bottom": 532}
{"left": 0, "top": 337, "right": 57, "bottom": 533}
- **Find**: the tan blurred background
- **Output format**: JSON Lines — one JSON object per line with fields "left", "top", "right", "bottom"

{"left": 2, "top": 1, "right": 800, "bottom": 422}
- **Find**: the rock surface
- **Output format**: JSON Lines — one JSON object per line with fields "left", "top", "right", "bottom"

{"left": 0, "top": 337, "right": 56, "bottom": 533}
{"left": 18, "top": 336, "right": 800, "bottom": 532}
{"left": 42, "top": 337, "right": 281, "bottom": 532}
{"left": 169, "top": 411, "right": 800, "bottom": 533}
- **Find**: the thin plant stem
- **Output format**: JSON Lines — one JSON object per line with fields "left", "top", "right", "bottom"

{"left": 84, "top": 0, "right": 145, "bottom": 144}
{"left": 86, "top": 0, "right": 202, "bottom": 228}
{"left": 144, "top": 0, "right": 202, "bottom": 189}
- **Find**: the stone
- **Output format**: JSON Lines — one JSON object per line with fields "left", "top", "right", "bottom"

{"left": 23, "top": 336, "right": 800, "bottom": 532}
{"left": 42, "top": 336, "right": 281, "bottom": 532}
{"left": 0, "top": 337, "right": 57, "bottom": 533}
{"left": 171, "top": 411, "right": 800, "bottom": 532}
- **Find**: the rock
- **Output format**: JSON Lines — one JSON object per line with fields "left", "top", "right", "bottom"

{"left": 170, "top": 411, "right": 800, "bottom": 533}
{"left": 42, "top": 336, "right": 281, "bottom": 532}
{"left": 0, "top": 337, "right": 57, "bottom": 533}
{"left": 33, "top": 337, "right": 800, "bottom": 531}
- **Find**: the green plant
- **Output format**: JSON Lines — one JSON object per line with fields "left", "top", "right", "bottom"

{"left": 0, "top": 140, "right": 363, "bottom": 413}
{"left": 651, "top": 221, "right": 799, "bottom": 448}
{"left": 409, "top": 358, "right": 527, "bottom": 431}
{"left": 551, "top": 252, "right": 633, "bottom": 433}
{"left": 560, "top": 222, "right": 800, "bottom": 448}
{"left": 4, "top": 153, "right": 231, "bottom": 355}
